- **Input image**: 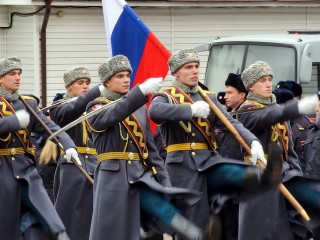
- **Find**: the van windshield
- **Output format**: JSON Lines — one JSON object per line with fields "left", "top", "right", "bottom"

{"left": 204, "top": 44, "right": 296, "bottom": 92}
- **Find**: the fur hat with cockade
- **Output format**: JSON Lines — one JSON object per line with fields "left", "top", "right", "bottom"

{"left": 168, "top": 48, "right": 200, "bottom": 75}
{"left": 98, "top": 55, "right": 132, "bottom": 84}
{"left": 0, "top": 57, "right": 22, "bottom": 77}
{"left": 63, "top": 66, "right": 91, "bottom": 87}
{"left": 241, "top": 61, "right": 273, "bottom": 90}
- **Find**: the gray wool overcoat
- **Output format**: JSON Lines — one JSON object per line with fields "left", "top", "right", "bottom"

{"left": 86, "top": 86, "right": 200, "bottom": 240}
{"left": 49, "top": 85, "right": 101, "bottom": 240}
{"left": 0, "top": 96, "right": 75, "bottom": 239}
{"left": 149, "top": 88, "right": 257, "bottom": 232}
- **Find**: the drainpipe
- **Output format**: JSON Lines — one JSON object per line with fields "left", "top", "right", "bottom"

{"left": 40, "top": 0, "right": 52, "bottom": 107}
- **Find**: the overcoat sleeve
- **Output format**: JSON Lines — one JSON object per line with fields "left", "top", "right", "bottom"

{"left": 50, "top": 85, "right": 101, "bottom": 126}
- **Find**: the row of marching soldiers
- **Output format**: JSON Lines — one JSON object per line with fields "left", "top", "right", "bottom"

{"left": 0, "top": 47, "right": 320, "bottom": 240}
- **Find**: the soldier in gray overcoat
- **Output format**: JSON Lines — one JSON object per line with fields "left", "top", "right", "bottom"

{"left": 0, "top": 57, "right": 80, "bottom": 240}
{"left": 237, "top": 60, "right": 320, "bottom": 239}
{"left": 149, "top": 48, "right": 283, "bottom": 239}
{"left": 86, "top": 55, "right": 205, "bottom": 240}
{"left": 49, "top": 66, "right": 104, "bottom": 240}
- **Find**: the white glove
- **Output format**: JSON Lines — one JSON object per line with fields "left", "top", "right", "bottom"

{"left": 139, "top": 77, "right": 163, "bottom": 95}
{"left": 250, "top": 140, "right": 267, "bottom": 166}
{"left": 15, "top": 109, "right": 30, "bottom": 128}
{"left": 190, "top": 101, "right": 210, "bottom": 118}
{"left": 98, "top": 84, "right": 105, "bottom": 94}
{"left": 65, "top": 148, "right": 82, "bottom": 166}
{"left": 297, "top": 95, "right": 318, "bottom": 115}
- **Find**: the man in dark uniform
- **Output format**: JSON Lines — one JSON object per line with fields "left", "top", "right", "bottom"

{"left": 49, "top": 66, "right": 104, "bottom": 240}
{"left": 300, "top": 90, "right": 320, "bottom": 240}
{"left": 275, "top": 80, "right": 312, "bottom": 159}
{"left": 86, "top": 55, "right": 205, "bottom": 240}
{"left": 0, "top": 56, "right": 80, "bottom": 240}
{"left": 149, "top": 48, "right": 283, "bottom": 240}
{"left": 237, "top": 61, "right": 320, "bottom": 239}
{"left": 216, "top": 73, "right": 249, "bottom": 240}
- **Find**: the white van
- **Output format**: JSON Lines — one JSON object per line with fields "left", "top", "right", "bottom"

{"left": 196, "top": 32, "right": 320, "bottom": 95}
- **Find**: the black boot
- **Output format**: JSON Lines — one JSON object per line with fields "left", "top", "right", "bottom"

{"left": 170, "top": 214, "right": 204, "bottom": 240}
{"left": 243, "top": 140, "right": 283, "bottom": 189}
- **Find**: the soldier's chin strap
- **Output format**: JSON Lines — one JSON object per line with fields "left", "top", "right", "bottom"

{"left": 197, "top": 86, "right": 310, "bottom": 222}
{"left": 19, "top": 95, "right": 94, "bottom": 185}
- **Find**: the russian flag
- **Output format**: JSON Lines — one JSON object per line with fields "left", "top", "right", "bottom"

{"left": 102, "top": 0, "right": 171, "bottom": 88}
{"left": 102, "top": 0, "right": 171, "bottom": 133}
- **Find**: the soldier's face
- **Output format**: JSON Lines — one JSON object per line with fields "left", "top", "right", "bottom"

{"left": 67, "top": 78, "right": 90, "bottom": 96}
{"left": 106, "top": 71, "right": 131, "bottom": 94}
{"left": 248, "top": 75, "right": 273, "bottom": 98}
{"left": 0, "top": 69, "right": 21, "bottom": 93}
{"left": 225, "top": 86, "right": 246, "bottom": 110}
{"left": 174, "top": 62, "right": 199, "bottom": 87}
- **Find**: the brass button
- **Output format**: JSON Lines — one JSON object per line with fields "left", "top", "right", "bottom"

{"left": 11, "top": 157, "right": 15, "bottom": 161}
{"left": 16, "top": 176, "right": 20, "bottom": 179}
{"left": 130, "top": 141, "right": 133, "bottom": 143}
{"left": 143, "top": 152, "right": 148, "bottom": 159}
{"left": 85, "top": 155, "right": 88, "bottom": 159}
{"left": 191, "top": 152, "right": 196, "bottom": 156}
{"left": 190, "top": 142, "right": 197, "bottom": 150}
{"left": 191, "top": 133, "right": 195, "bottom": 137}
{"left": 128, "top": 160, "right": 132, "bottom": 164}
{"left": 129, "top": 181, "right": 133, "bottom": 184}
{"left": 85, "top": 147, "right": 90, "bottom": 154}
{"left": 128, "top": 152, "right": 134, "bottom": 160}
{"left": 12, "top": 139, "right": 15, "bottom": 142}
{"left": 10, "top": 148, "right": 16, "bottom": 155}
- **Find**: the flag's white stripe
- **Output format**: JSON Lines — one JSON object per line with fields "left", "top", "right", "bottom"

{"left": 102, "top": 0, "right": 127, "bottom": 56}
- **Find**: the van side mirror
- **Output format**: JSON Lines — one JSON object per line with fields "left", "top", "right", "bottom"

{"left": 299, "top": 44, "right": 312, "bottom": 83}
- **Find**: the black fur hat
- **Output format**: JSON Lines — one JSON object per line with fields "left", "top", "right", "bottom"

{"left": 273, "top": 88, "right": 294, "bottom": 104}
{"left": 217, "top": 91, "right": 226, "bottom": 105}
{"left": 225, "top": 73, "right": 248, "bottom": 94}
{"left": 276, "top": 80, "right": 302, "bottom": 97}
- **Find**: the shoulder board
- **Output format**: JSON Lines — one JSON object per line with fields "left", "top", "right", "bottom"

{"left": 242, "top": 100, "right": 265, "bottom": 108}
{"left": 21, "top": 95, "right": 36, "bottom": 100}
{"left": 94, "top": 97, "right": 110, "bottom": 103}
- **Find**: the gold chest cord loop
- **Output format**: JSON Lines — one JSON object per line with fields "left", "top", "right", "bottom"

{"left": 119, "top": 122, "right": 129, "bottom": 152}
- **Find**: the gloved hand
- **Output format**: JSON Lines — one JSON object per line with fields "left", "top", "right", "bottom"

{"left": 190, "top": 101, "right": 210, "bottom": 118}
{"left": 250, "top": 140, "right": 267, "bottom": 166}
{"left": 297, "top": 95, "right": 318, "bottom": 115}
{"left": 65, "top": 148, "right": 82, "bottom": 166}
{"left": 15, "top": 109, "right": 30, "bottom": 128}
{"left": 98, "top": 84, "right": 105, "bottom": 94}
{"left": 139, "top": 77, "right": 163, "bottom": 95}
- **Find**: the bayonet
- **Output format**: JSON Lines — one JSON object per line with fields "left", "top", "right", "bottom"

{"left": 48, "top": 98, "right": 122, "bottom": 141}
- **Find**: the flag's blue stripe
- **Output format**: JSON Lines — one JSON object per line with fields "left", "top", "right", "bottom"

{"left": 111, "top": 5, "right": 151, "bottom": 86}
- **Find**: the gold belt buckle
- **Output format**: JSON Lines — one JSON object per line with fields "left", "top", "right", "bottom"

{"left": 10, "top": 148, "right": 16, "bottom": 155}
{"left": 85, "top": 147, "right": 90, "bottom": 154}
{"left": 190, "top": 142, "right": 197, "bottom": 150}
{"left": 128, "top": 152, "right": 134, "bottom": 160}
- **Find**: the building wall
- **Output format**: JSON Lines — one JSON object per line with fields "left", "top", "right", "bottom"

{"left": 1, "top": 5, "right": 320, "bottom": 104}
